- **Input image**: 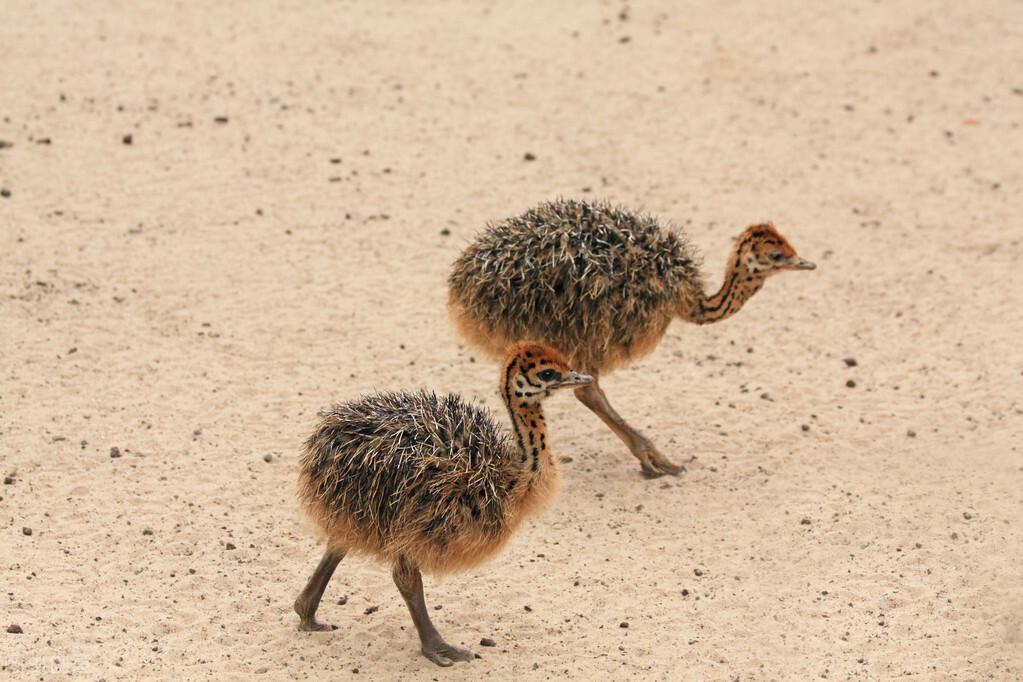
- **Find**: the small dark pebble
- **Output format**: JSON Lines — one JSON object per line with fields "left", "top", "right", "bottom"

{"left": 801, "top": 424, "right": 810, "bottom": 432}
{"left": 142, "top": 529, "right": 153, "bottom": 536}
{"left": 3, "top": 476, "right": 13, "bottom": 485}
{"left": 440, "top": 228, "right": 451, "bottom": 236}
{"left": 225, "top": 542, "right": 236, "bottom": 550}
{"left": 0, "top": 140, "right": 12, "bottom": 149}
{"left": 800, "top": 518, "right": 811, "bottom": 525}
{"left": 907, "top": 429, "right": 916, "bottom": 438}
{"left": 0, "top": 189, "right": 10, "bottom": 198}
{"left": 523, "top": 152, "right": 536, "bottom": 161}
{"left": 22, "top": 527, "right": 32, "bottom": 536}
{"left": 480, "top": 637, "right": 496, "bottom": 647}
{"left": 843, "top": 358, "right": 858, "bottom": 367}
{"left": 963, "top": 511, "right": 973, "bottom": 520}
{"left": 262, "top": 453, "right": 273, "bottom": 463}
{"left": 122, "top": 134, "right": 133, "bottom": 145}
{"left": 214, "top": 116, "right": 229, "bottom": 124}
{"left": 524, "top": 605, "right": 532, "bottom": 612}
{"left": 337, "top": 596, "right": 348, "bottom": 606}
{"left": 619, "top": 621, "right": 629, "bottom": 628}
{"left": 110, "top": 447, "right": 121, "bottom": 458}
{"left": 364, "top": 605, "right": 379, "bottom": 615}
{"left": 352, "top": 668, "right": 359, "bottom": 674}
{"left": 7, "top": 624, "right": 23, "bottom": 634}
{"left": 37, "top": 138, "right": 51, "bottom": 145}
{"left": 693, "top": 568, "right": 703, "bottom": 576}
{"left": 846, "top": 379, "right": 857, "bottom": 388}
{"left": 681, "top": 588, "right": 689, "bottom": 596}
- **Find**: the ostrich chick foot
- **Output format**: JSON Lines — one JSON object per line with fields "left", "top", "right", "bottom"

{"left": 634, "top": 442, "right": 684, "bottom": 478}
{"left": 422, "top": 641, "right": 475, "bottom": 667}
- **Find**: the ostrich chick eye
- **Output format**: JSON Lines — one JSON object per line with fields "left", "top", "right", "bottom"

{"left": 536, "top": 369, "right": 561, "bottom": 383}
{"left": 769, "top": 252, "right": 787, "bottom": 262}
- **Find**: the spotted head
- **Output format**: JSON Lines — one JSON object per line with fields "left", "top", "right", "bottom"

{"left": 500, "top": 342, "right": 592, "bottom": 405}
{"left": 734, "top": 223, "right": 816, "bottom": 276}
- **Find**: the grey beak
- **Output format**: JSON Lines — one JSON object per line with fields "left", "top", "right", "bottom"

{"left": 791, "top": 256, "right": 816, "bottom": 271}
{"left": 561, "top": 371, "right": 593, "bottom": 387}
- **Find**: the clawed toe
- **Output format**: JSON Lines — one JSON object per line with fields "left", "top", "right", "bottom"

{"left": 298, "top": 619, "right": 336, "bottom": 632}
{"left": 636, "top": 447, "right": 684, "bottom": 478}
{"left": 422, "top": 643, "right": 474, "bottom": 666}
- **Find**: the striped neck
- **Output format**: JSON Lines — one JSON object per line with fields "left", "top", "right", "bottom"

{"left": 689, "top": 251, "right": 765, "bottom": 325}
{"left": 501, "top": 361, "right": 551, "bottom": 479}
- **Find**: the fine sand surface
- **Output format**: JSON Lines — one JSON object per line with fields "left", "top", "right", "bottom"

{"left": 2, "top": 2, "right": 1022, "bottom": 679}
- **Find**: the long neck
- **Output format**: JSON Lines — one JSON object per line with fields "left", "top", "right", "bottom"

{"left": 501, "top": 371, "right": 550, "bottom": 480}
{"left": 687, "top": 250, "right": 765, "bottom": 325}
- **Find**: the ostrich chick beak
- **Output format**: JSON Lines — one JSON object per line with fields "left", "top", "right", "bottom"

{"left": 789, "top": 256, "right": 816, "bottom": 271}
{"left": 559, "top": 371, "right": 593, "bottom": 387}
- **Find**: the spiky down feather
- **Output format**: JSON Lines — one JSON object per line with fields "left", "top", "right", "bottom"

{"left": 448, "top": 199, "right": 704, "bottom": 370}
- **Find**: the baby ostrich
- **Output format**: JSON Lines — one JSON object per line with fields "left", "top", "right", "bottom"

{"left": 294, "top": 343, "right": 591, "bottom": 666}
{"left": 448, "top": 199, "right": 815, "bottom": 477}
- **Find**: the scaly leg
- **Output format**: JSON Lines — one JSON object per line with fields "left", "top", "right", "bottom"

{"left": 392, "top": 555, "right": 474, "bottom": 667}
{"left": 294, "top": 547, "right": 345, "bottom": 631}
{"left": 575, "top": 373, "right": 683, "bottom": 477}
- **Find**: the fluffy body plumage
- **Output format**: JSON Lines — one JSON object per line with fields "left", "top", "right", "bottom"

{"left": 449, "top": 199, "right": 704, "bottom": 372}
{"left": 298, "top": 390, "right": 545, "bottom": 573}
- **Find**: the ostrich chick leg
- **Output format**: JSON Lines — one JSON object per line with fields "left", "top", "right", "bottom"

{"left": 294, "top": 547, "right": 345, "bottom": 631}
{"left": 574, "top": 374, "right": 683, "bottom": 477}
{"left": 392, "top": 556, "right": 474, "bottom": 667}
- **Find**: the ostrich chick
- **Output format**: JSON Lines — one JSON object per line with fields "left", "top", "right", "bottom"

{"left": 294, "top": 343, "right": 591, "bottom": 666}
{"left": 448, "top": 199, "right": 815, "bottom": 477}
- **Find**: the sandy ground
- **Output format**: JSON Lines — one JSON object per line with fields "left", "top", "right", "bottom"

{"left": 2, "top": 1, "right": 1022, "bottom": 679}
